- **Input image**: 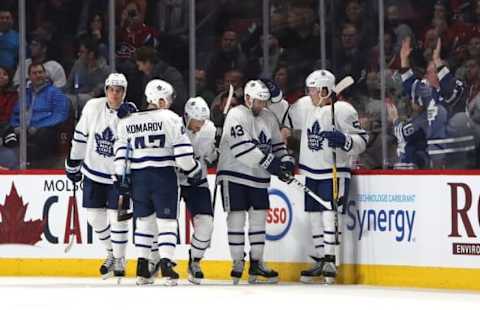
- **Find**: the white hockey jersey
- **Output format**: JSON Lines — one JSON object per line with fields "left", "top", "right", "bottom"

{"left": 267, "top": 99, "right": 289, "bottom": 126}
{"left": 287, "top": 96, "right": 368, "bottom": 180}
{"left": 177, "top": 119, "right": 218, "bottom": 187}
{"left": 114, "top": 109, "right": 197, "bottom": 176}
{"left": 217, "top": 104, "right": 291, "bottom": 188}
{"left": 69, "top": 97, "right": 123, "bottom": 184}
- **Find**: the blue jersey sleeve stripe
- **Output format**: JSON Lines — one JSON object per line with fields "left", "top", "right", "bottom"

{"left": 175, "top": 152, "right": 194, "bottom": 158}
{"left": 74, "top": 130, "right": 88, "bottom": 138}
{"left": 174, "top": 143, "right": 192, "bottom": 148}
{"left": 234, "top": 145, "right": 257, "bottom": 158}
{"left": 73, "top": 138, "right": 87, "bottom": 144}
{"left": 272, "top": 142, "right": 284, "bottom": 147}
{"left": 231, "top": 140, "right": 254, "bottom": 150}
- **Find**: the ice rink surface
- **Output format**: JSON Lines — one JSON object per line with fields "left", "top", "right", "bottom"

{"left": 1, "top": 277, "right": 480, "bottom": 310}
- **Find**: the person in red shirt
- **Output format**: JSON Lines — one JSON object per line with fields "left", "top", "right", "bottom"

{"left": 0, "top": 65, "right": 18, "bottom": 168}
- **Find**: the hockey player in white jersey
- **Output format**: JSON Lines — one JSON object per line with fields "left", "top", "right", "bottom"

{"left": 65, "top": 73, "right": 137, "bottom": 279}
{"left": 114, "top": 79, "right": 201, "bottom": 285}
{"left": 217, "top": 79, "right": 295, "bottom": 284}
{"left": 176, "top": 96, "right": 218, "bottom": 284}
{"left": 288, "top": 70, "right": 367, "bottom": 284}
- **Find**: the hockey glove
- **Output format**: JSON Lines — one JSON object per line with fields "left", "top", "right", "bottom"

{"left": 185, "top": 160, "right": 203, "bottom": 186}
{"left": 65, "top": 158, "right": 83, "bottom": 184}
{"left": 260, "top": 153, "right": 282, "bottom": 176}
{"left": 114, "top": 175, "right": 131, "bottom": 196}
{"left": 260, "top": 78, "right": 283, "bottom": 103}
{"left": 117, "top": 101, "right": 138, "bottom": 119}
{"left": 2, "top": 126, "right": 18, "bottom": 147}
{"left": 278, "top": 160, "right": 294, "bottom": 182}
{"left": 320, "top": 130, "right": 352, "bottom": 151}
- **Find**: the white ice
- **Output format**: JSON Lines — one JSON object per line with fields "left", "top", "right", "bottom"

{"left": 1, "top": 277, "right": 479, "bottom": 310}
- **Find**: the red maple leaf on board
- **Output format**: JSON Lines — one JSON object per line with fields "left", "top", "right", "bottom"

{"left": 0, "top": 183, "right": 44, "bottom": 244}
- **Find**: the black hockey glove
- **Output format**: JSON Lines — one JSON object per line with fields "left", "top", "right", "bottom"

{"left": 114, "top": 174, "right": 131, "bottom": 196}
{"left": 2, "top": 126, "right": 18, "bottom": 147}
{"left": 117, "top": 101, "right": 138, "bottom": 119}
{"left": 278, "top": 161, "right": 295, "bottom": 183}
{"left": 65, "top": 158, "right": 83, "bottom": 184}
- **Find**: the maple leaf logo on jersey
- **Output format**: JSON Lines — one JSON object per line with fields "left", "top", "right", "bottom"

{"left": 307, "top": 120, "right": 324, "bottom": 151}
{"left": 95, "top": 127, "right": 115, "bottom": 157}
{"left": 254, "top": 130, "right": 272, "bottom": 155}
{"left": 0, "top": 183, "right": 44, "bottom": 244}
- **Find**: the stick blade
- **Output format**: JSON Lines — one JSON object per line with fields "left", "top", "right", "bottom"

{"left": 334, "top": 76, "right": 354, "bottom": 94}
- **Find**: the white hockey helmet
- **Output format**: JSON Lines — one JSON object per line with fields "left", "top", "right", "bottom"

{"left": 243, "top": 80, "right": 271, "bottom": 108}
{"left": 105, "top": 73, "right": 128, "bottom": 100}
{"left": 145, "top": 79, "right": 175, "bottom": 108}
{"left": 305, "top": 69, "right": 336, "bottom": 98}
{"left": 185, "top": 97, "right": 210, "bottom": 121}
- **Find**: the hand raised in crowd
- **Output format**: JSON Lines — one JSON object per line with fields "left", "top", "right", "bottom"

{"left": 400, "top": 37, "right": 413, "bottom": 68}
{"left": 432, "top": 38, "right": 444, "bottom": 68}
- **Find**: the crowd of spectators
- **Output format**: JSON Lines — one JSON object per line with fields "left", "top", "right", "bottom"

{"left": 2, "top": 0, "right": 480, "bottom": 169}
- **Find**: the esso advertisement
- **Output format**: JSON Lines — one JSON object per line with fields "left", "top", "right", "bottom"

{"left": 266, "top": 188, "right": 292, "bottom": 241}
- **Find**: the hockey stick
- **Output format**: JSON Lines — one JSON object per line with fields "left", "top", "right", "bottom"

{"left": 117, "top": 139, "right": 133, "bottom": 221}
{"left": 334, "top": 76, "right": 354, "bottom": 95}
{"left": 330, "top": 77, "right": 353, "bottom": 244}
{"left": 213, "top": 85, "right": 234, "bottom": 209}
{"left": 286, "top": 175, "right": 332, "bottom": 211}
{"left": 222, "top": 84, "right": 234, "bottom": 114}
{"left": 64, "top": 181, "right": 77, "bottom": 253}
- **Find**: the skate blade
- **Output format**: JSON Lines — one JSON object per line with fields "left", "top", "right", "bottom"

{"left": 188, "top": 274, "right": 202, "bottom": 285}
{"left": 116, "top": 277, "right": 123, "bottom": 285}
{"left": 101, "top": 271, "right": 114, "bottom": 280}
{"left": 248, "top": 275, "right": 278, "bottom": 284}
{"left": 160, "top": 277, "right": 178, "bottom": 286}
{"left": 323, "top": 277, "right": 336, "bottom": 285}
{"left": 232, "top": 277, "right": 241, "bottom": 285}
{"left": 136, "top": 277, "right": 155, "bottom": 286}
{"left": 300, "top": 276, "right": 325, "bottom": 284}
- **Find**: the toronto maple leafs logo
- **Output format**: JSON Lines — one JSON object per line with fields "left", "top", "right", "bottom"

{"left": 254, "top": 130, "right": 272, "bottom": 155}
{"left": 307, "top": 120, "right": 324, "bottom": 151}
{"left": 95, "top": 127, "right": 115, "bottom": 157}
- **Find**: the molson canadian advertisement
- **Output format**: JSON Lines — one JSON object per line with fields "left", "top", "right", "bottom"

{"left": 1, "top": 171, "right": 479, "bottom": 290}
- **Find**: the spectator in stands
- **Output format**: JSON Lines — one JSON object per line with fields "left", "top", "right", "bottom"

{"left": 334, "top": 23, "right": 368, "bottom": 89}
{"left": 117, "top": 1, "right": 158, "bottom": 60}
{"left": 134, "top": 46, "right": 187, "bottom": 114}
{"left": 0, "top": 65, "right": 18, "bottom": 168}
{"left": 273, "top": 63, "right": 303, "bottom": 104}
{"left": 369, "top": 29, "right": 401, "bottom": 71}
{"left": 341, "top": 0, "right": 376, "bottom": 49}
{"left": 13, "top": 36, "right": 67, "bottom": 88}
{"left": 385, "top": 4, "right": 415, "bottom": 53}
{"left": 0, "top": 6, "right": 19, "bottom": 70}
{"left": 64, "top": 38, "right": 109, "bottom": 114}
{"left": 275, "top": 4, "right": 319, "bottom": 89}
{"left": 10, "top": 63, "right": 69, "bottom": 167}
{"left": 206, "top": 30, "right": 247, "bottom": 94}
{"left": 195, "top": 68, "right": 215, "bottom": 105}
{"left": 78, "top": 12, "right": 109, "bottom": 60}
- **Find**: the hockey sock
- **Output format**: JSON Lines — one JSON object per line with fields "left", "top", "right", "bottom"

{"left": 309, "top": 211, "right": 325, "bottom": 258}
{"left": 86, "top": 209, "right": 112, "bottom": 253}
{"left": 227, "top": 211, "right": 246, "bottom": 261}
{"left": 191, "top": 214, "right": 213, "bottom": 259}
{"left": 135, "top": 214, "right": 156, "bottom": 259}
{"left": 157, "top": 218, "right": 177, "bottom": 261}
{"left": 323, "top": 210, "right": 337, "bottom": 257}
{"left": 248, "top": 209, "right": 267, "bottom": 261}
{"left": 150, "top": 222, "right": 160, "bottom": 261}
{"left": 107, "top": 209, "right": 128, "bottom": 259}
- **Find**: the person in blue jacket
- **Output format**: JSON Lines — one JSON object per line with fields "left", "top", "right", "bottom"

{"left": 10, "top": 63, "right": 69, "bottom": 166}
